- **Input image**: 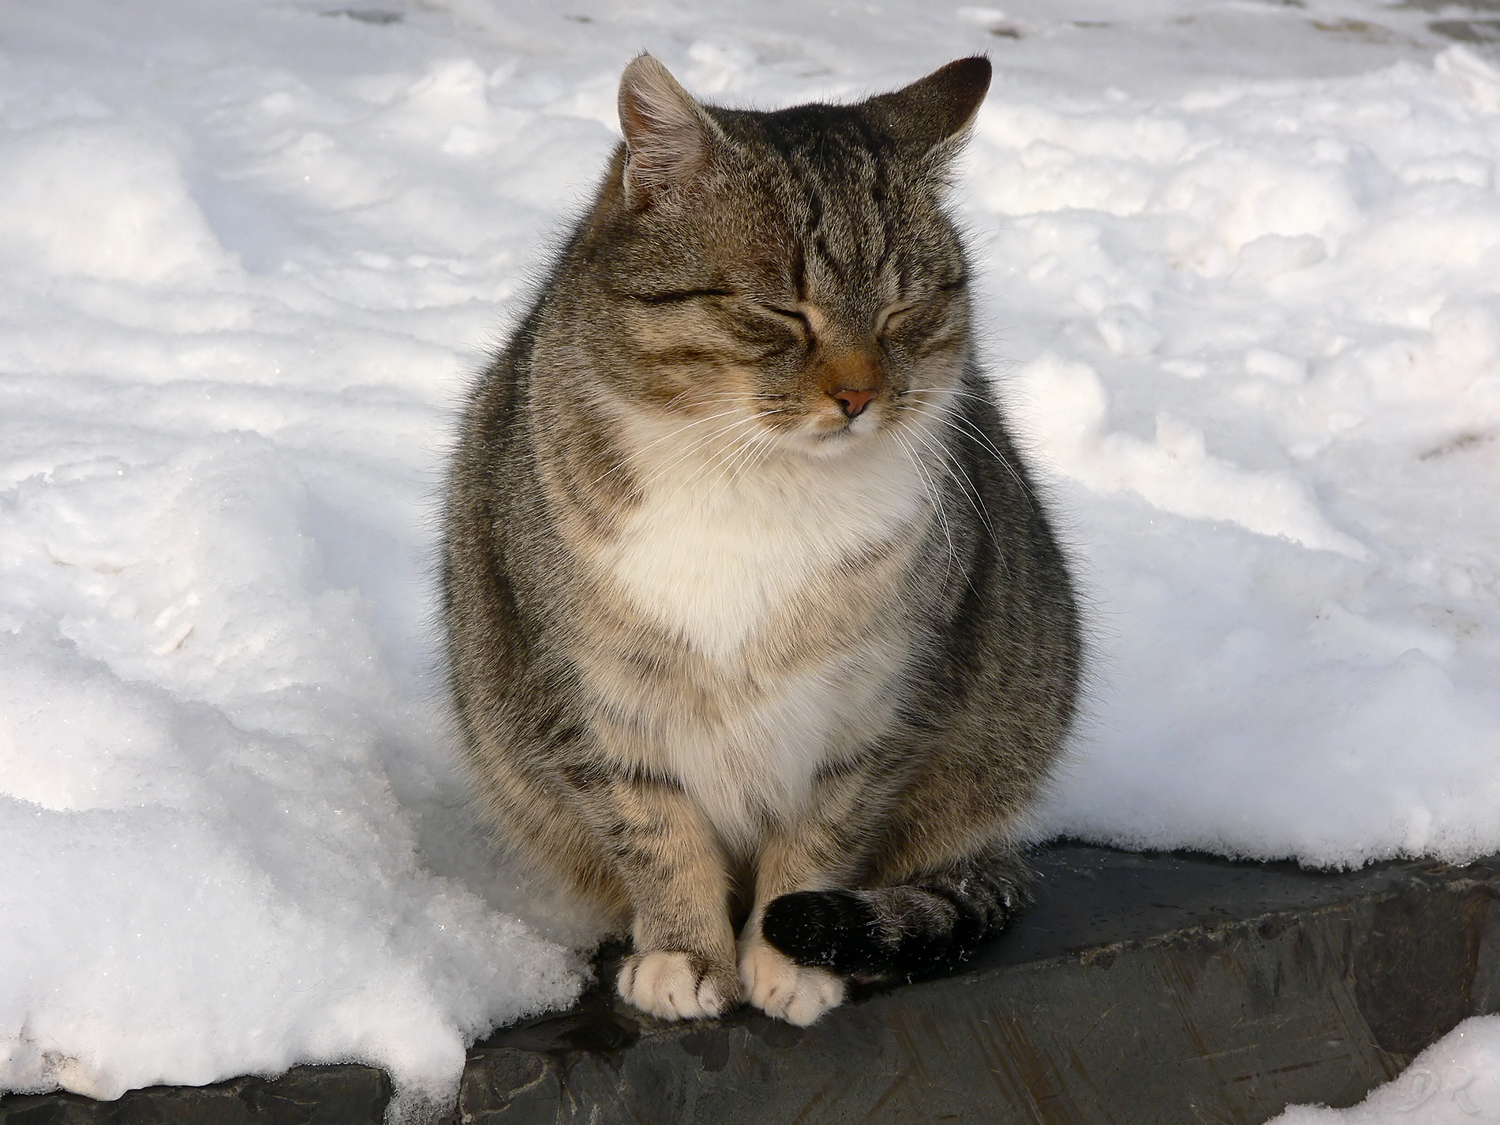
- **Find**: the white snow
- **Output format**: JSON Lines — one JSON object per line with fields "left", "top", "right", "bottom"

{"left": 980, "top": 29, "right": 1500, "bottom": 869}
{"left": 1269, "top": 1016, "right": 1500, "bottom": 1123}
{"left": 0, "top": 0, "right": 1497, "bottom": 1118}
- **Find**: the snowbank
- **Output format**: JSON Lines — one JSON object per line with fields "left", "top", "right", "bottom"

{"left": 989, "top": 44, "right": 1500, "bottom": 866}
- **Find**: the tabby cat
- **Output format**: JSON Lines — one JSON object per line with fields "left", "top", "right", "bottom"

{"left": 442, "top": 53, "right": 1080, "bottom": 1026}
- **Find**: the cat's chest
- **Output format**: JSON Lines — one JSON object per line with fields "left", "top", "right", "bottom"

{"left": 598, "top": 441, "right": 926, "bottom": 662}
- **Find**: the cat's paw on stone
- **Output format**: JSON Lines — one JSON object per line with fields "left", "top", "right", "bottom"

{"left": 738, "top": 936, "right": 845, "bottom": 1026}
{"left": 617, "top": 950, "right": 736, "bottom": 1020}
{"left": 444, "top": 52, "right": 1078, "bottom": 1029}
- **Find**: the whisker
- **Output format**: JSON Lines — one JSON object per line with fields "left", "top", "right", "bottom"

{"left": 588, "top": 392, "right": 798, "bottom": 491}
{"left": 648, "top": 411, "right": 787, "bottom": 509}
{"left": 614, "top": 417, "right": 757, "bottom": 503}
{"left": 718, "top": 427, "right": 777, "bottom": 495}
{"left": 934, "top": 410, "right": 1036, "bottom": 513}
{"left": 587, "top": 407, "right": 757, "bottom": 490}
{"left": 894, "top": 431, "right": 957, "bottom": 576}
{"left": 638, "top": 415, "right": 766, "bottom": 499}
{"left": 713, "top": 407, "right": 792, "bottom": 495}
{"left": 736, "top": 419, "right": 788, "bottom": 486}
{"left": 905, "top": 418, "right": 996, "bottom": 544}
{"left": 901, "top": 388, "right": 1036, "bottom": 512}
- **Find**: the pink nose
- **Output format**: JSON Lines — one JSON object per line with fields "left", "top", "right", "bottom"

{"left": 832, "top": 388, "right": 876, "bottom": 418}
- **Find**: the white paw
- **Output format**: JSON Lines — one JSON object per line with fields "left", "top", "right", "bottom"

{"left": 738, "top": 936, "right": 845, "bottom": 1026}
{"left": 617, "top": 950, "right": 731, "bottom": 1021}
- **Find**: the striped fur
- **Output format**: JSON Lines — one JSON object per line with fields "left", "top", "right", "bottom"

{"left": 442, "top": 54, "right": 1081, "bottom": 1026}
{"left": 761, "top": 850, "right": 1032, "bottom": 979}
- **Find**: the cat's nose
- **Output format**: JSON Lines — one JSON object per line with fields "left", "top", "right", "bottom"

{"left": 831, "top": 388, "right": 876, "bottom": 418}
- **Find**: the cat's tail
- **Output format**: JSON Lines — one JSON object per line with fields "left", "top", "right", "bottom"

{"left": 760, "top": 852, "right": 1031, "bottom": 980}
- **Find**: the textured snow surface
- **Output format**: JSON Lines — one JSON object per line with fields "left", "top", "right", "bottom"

{"left": 1, "top": 0, "right": 1498, "bottom": 1116}
{"left": 1269, "top": 1016, "right": 1500, "bottom": 1123}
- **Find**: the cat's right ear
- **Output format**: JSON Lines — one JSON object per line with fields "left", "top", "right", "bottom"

{"left": 866, "top": 56, "right": 992, "bottom": 174}
{"left": 618, "top": 55, "right": 720, "bottom": 207}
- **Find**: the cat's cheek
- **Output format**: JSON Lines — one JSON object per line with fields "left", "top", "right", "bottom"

{"left": 737, "top": 935, "right": 846, "bottom": 1026}
{"left": 617, "top": 950, "right": 736, "bottom": 1021}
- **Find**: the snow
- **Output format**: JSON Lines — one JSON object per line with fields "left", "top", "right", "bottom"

{"left": 1269, "top": 1016, "right": 1500, "bottom": 1123}
{"left": 984, "top": 32, "right": 1500, "bottom": 867}
{"left": 0, "top": 0, "right": 1497, "bottom": 1117}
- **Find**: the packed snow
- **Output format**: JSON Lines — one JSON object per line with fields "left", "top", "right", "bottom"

{"left": 1, "top": 0, "right": 1497, "bottom": 1117}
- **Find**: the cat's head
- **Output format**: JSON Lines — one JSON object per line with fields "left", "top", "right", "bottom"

{"left": 578, "top": 55, "right": 990, "bottom": 459}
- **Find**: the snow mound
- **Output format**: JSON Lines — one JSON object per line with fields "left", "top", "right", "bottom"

{"left": 987, "top": 44, "right": 1500, "bottom": 868}
{"left": 0, "top": 120, "right": 235, "bottom": 283}
{"left": 0, "top": 436, "right": 583, "bottom": 1117}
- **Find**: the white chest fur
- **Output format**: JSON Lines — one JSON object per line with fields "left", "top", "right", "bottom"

{"left": 601, "top": 427, "right": 929, "bottom": 662}
{"left": 593, "top": 416, "right": 936, "bottom": 842}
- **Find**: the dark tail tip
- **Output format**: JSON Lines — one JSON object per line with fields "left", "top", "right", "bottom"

{"left": 762, "top": 890, "right": 882, "bottom": 977}
{"left": 762, "top": 867, "right": 1028, "bottom": 981}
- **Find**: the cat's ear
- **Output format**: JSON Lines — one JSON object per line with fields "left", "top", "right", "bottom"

{"left": 866, "top": 56, "right": 991, "bottom": 169}
{"left": 617, "top": 55, "right": 720, "bottom": 206}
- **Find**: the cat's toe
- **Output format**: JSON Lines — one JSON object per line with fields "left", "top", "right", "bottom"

{"left": 738, "top": 936, "right": 845, "bottom": 1026}
{"left": 617, "top": 951, "right": 735, "bottom": 1020}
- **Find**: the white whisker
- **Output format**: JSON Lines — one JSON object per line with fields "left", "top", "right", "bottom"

{"left": 894, "top": 430, "right": 957, "bottom": 575}
{"left": 901, "top": 387, "right": 1035, "bottom": 509}
{"left": 587, "top": 405, "right": 757, "bottom": 490}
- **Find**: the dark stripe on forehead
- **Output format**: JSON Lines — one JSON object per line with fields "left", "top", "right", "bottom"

{"left": 804, "top": 188, "right": 823, "bottom": 236}
{"left": 871, "top": 232, "right": 895, "bottom": 290}
{"left": 738, "top": 103, "right": 908, "bottom": 299}
{"left": 862, "top": 153, "right": 894, "bottom": 284}
{"left": 813, "top": 232, "right": 848, "bottom": 288}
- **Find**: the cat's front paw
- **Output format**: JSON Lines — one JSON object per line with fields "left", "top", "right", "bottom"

{"left": 738, "top": 936, "right": 845, "bottom": 1026}
{"left": 617, "top": 950, "right": 737, "bottom": 1021}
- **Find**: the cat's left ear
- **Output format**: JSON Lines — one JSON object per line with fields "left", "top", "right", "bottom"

{"left": 866, "top": 56, "right": 991, "bottom": 171}
{"left": 617, "top": 54, "right": 723, "bottom": 207}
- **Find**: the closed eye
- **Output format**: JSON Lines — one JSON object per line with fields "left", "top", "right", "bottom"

{"left": 760, "top": 305, "right": 812, "bottom": 343}
{"left": 630, "top": 288, "right": 736, "bottom": 305}
{"left": 877, "top": 302, "right": 918, "bottom": 335}
{"left": 765, "top": 305, "right": 810, "bottom": 328}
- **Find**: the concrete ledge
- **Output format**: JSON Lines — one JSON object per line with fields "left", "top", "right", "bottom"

{"left": 6, "top": 844, "right": 1499, "bottom": 1124}
{"left": 0, "top": 1065, "right": 391, "bottom": 1125}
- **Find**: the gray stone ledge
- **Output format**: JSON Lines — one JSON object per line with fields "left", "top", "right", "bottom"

{"left": 6, "top": 844, "right": 1499, "bottom": 1124}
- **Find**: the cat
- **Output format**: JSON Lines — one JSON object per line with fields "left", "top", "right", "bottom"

{"left": 442, "top": 52, "right": 1081, "bottom": 1027}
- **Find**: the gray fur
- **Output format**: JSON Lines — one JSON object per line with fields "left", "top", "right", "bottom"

{"left": 442, "top": 54, "right": 1081, "bottom": 1025}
